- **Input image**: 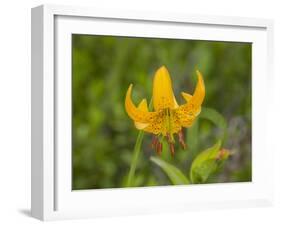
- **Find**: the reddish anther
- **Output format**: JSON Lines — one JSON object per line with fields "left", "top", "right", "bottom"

{"left": 169, "top": 143, "right": 175, "bottom": 156}
{"left": 151, "top": 136, "right": 158, "bottom": 149}
{"left": 178, "top": 130, "right": 187, "bottom": 150}
{"left": 156, "top": 142, "right": 163, "bottom": 155}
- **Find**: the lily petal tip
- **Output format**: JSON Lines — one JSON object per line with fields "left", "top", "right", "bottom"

{"left": 157, "top": 65, "right": 169, "bottom": 73}
{"left": 196, "top": 70, "right": 204, "bottom": 79}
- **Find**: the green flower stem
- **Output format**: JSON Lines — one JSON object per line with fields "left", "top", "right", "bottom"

{"left": 126, "top": 130, "right": 145, "bottom": 187}
{"left": 126, "top": 99, "right": 152, "bottom": 187}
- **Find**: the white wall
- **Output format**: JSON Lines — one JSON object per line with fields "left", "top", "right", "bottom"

{"left": 0, "top": 0, "right": 280, "bottom": 225}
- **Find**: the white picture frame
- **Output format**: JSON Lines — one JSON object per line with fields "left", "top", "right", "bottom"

{"left": 31, "top": 4, "right": 274, "bottom": 221}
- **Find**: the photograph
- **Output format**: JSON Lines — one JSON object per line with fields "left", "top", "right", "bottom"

{"left": 71, "top": 34, "right": 252, "bottom": 190}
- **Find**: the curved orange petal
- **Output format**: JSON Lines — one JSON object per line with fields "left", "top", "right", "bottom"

{"left": 125, "top": 84, "right": 156, "bottom": 124}
{"left": 134, "top": 99, "right": 150, "bottom": 130}
{"left": 181, "top": 92, "right": 192, "bottom": 102}
{"left": 181, "top": 92, "right": 201, "bottom": 116}
{"left": 152, "top": 66, "right": 177, "bottom": 111}
{"left": 189, "top": 70, "right": 205, "bottom": 108}
{"left": 176, "top": 70, "right": 205, "bottom": 128}
{"left": 141, "top": 111, "right": 165, "bottom": 135}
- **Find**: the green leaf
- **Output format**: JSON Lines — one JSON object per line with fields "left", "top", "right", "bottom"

{"left": 192, "top": 159, "right": 218, "bottom": 183}
{"left": 150, "top": 157, "right": 190, "bottom": 185}
{"left": 190, "top": 140, "right": 230, "bottom": 184}
{"left": 200, "top": 107, "right": 227, "bottom": 143}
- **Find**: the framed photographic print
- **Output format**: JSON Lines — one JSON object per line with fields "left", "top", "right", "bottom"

{"left": 31, "top": 4, "right": 274, "bottom": 221}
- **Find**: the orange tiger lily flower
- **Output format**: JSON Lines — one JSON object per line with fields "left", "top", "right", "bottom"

{"left": 125, "top": 66, "right": 205, "bottom": 156}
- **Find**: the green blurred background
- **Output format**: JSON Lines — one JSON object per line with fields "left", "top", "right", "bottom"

{"left": 72, "top": 34, "right": 252, "bottom": 190}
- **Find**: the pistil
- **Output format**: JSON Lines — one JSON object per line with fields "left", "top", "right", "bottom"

{"left": 166, "top": 134, "right": 175, "bottom": 156}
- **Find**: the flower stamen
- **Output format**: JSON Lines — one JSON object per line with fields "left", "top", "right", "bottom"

{"left": 156, "top": 141, "right": 163, "bottom": 155}
{"left": 151, "top": 136, "right": 158, "bottom": 149}
{"left": 178, "top": 130, "right": 187, "bottom": 150}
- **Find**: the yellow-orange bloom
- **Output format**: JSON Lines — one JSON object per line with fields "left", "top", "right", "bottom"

{"left": 125, "top": 66, "right": 205, "bottom": 155}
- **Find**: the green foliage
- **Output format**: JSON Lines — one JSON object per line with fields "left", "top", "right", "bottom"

{"left": 200, "top": 107, "right": 227, "bottom": 143}
{"left": 190, "top": 140, "right": 229, "bottom": 183}
{"left": 150, "top": 157, "right": 190, "bottom": 185}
